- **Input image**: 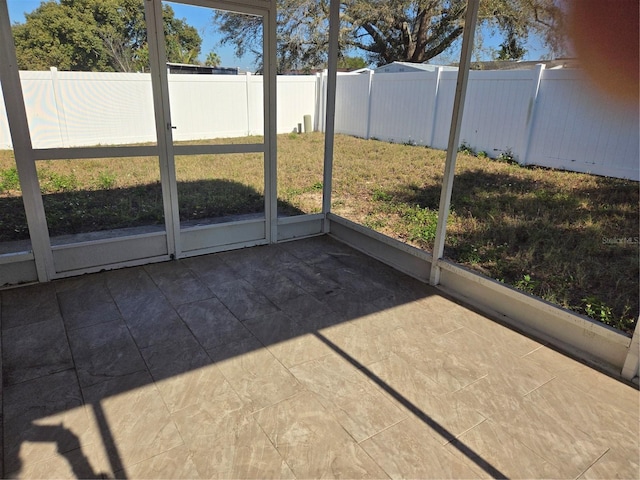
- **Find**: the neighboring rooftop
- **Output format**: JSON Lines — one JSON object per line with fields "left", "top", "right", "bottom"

{"left": 375, "top": 58, "right": 579, "bottom": 73}
{"left": 166, "top": 62, "right": 241, "bottom": 75}
{"left": 374, "top": 61, "right": 458, "bottom": 73}
{"left": 468, "top": 58, "right": 579, "bottom": 70}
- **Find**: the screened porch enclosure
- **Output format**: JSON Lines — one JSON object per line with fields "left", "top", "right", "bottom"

{"left": 0, "top": 0, "right": 638, "bottom": 477}
{"left": 0, "top": 0, "right": 290, "bottom": 280}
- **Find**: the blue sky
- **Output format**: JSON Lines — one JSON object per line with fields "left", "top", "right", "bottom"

{"left": 8, "top": 0, "right": 551, "bottom": 71}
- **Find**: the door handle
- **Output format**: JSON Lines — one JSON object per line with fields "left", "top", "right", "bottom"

{"left": 167, "top": 123, "right": 177, "bottom": 130}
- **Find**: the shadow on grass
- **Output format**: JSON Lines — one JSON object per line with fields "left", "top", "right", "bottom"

{"left": 384, "top": 168, "right": 639, "bottom": 333}
{"left": 0, "top": 179, "right": 305, "bottom": 243}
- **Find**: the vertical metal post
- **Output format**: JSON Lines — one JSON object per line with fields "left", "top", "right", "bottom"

{"left": 428, "top": 66, "right": 442, "bottom": 147}
{"left": 144, "top": 0, "right": 180, "bottom": 258}
{"left": 365, "top": 69, "right": 374, "bottom": 139}
{"left": 322, "top": 0, "right": 340, "bottom": 232}
{"left": 520, "top": 63, "right": 545, "bottom": 166}
{"left": 264, "top": 8, "right": 278, "bottom": 243}
{"left": 50, "top": 67, "right": 70, "bottom": 147}
{"left": 429, "top": 0, "right": 480, "bottom": 285}
{"left": 0, "top": 0, "right": 55, "bottom": 281}
{"left": 621, "top": 318, "right": 640, "bottom": 380}
{"left": 314, "top": 72, "right": 321, "bottom": 131}
{"left": 245, "top": 71, "right": 252, "bottom": 136}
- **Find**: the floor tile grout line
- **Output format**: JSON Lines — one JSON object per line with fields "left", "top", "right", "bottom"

{"left": 428, "top": 324, "right": 466, "bottom": 343}
{"left": 486, "top": 384, "right": 611, "bottom": 478}
{"left": 272, "top": 335, "right": 400, "bottom": 444}
{"left": 284, "top": 351, "right": 336, "bottom": 369}
{"left": 144, "top": 258, "right": 218, "bottom": 308}
{"left": 522, "top": 374, "right": 558, "bottom": 398}
{"left": 248, "top": 389, "right": 309, "bottom": 418}
{"left": 245, "top": 324, "right": 328, "bottom": 371}
{"left": 441, "top": 416, "right": 488, "bottom": 447}
{"left": 249, "top": 327, "right": 306, "bottom": 392}
{"left": 201, "top": 320, "right": 305, "bottom": 416}
{"left": 111, "top": 442, "right": 190, "bottom": 478}
{"left": 510, "top": 421, "right": 573, "bottom": 477}
{"left": 574, "top": 448, "right": 610, "bottom": 480}
{"left": 346, "top": 428, "right": 393, "bottom": 480}
{"left": 312, "top": 330, "right": 510, "bottom": 479}
{"left": 520, "top": 343, "right": 545, "bottom": 359}
{"left": 99, "top": 269, "right": 194, "bottom": 477}
{"left": 252, "top": 386, "right": 393, "bottom": 480}
{"left": 101, "top": 274, "right": 166, "bottom": 386}
{"left": 108, "top": 261, "right": 247, "bottom": 377}
{"left": 556, "top": 365, "right": 640, "bottom": 408}
{"left": 54, "top": 287, "right": 84, "bottom": 404}
{"left": 53, "top": 279, "right": 129, "bottom": 479}
{"left": 449, "top": 373, "right": 490, "bottom": 395}
{"left": 172, "top": 294, "right": 255, "bottom": 361}
{"left": 202, "top": 276, "right": 283, "bottom": 323}
{"left": 55, "top": 277, "right": 116, "bottom": 324}
{"left": 1, "top": 366, "right": 78, "bottom": 389}
{"left": 450, "top": 416, "right": 571, "bottom": 477}
{"left": 97, "top": 269, "right": 220, "bottom": 477}
{"left": 250, "top": 401, "right": 300, "bottom": 479}
{"left": 169, "top": 268, "right": 334, "bottom": 416}
{"left": 354, "top": 415, "right": 409, "bottom": 445}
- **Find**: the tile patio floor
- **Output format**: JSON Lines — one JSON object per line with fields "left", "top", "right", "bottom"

{"left": 1, "top": 235, "right": 638, "bottom": 479}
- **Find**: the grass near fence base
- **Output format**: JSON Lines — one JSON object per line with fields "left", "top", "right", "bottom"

{"left": 0, "top": 132, "right": 638, "bottom": 333}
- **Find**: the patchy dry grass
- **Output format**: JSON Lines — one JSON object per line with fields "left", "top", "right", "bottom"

{"left": 329, "top": 134, "right": 638, "bottom": 333}
{"left": 0, "top": 133, "right": 637, "bottom": 333}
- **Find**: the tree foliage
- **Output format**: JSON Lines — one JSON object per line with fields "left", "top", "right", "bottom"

{"left": 205, "top": 51, "right": 221, "bottom": 67}
{"left": 12, "top": 0, "right": 202, "bottom": 72}
{"left": 337, "top": 55, "right": 368, "bottom": 70}
{"left": 215, "top": 0, "right": 566, "bottom": 72}
{"left": 495, "top": 27, "right": 527, "bottom": 60}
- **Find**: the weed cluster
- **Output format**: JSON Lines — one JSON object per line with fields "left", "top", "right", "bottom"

{"left": 514, "top": 274, "right": 538, "bottom": 294}
{"left": 496, "top": 149, "right": 517, "bottom": 164}
{"left": 403, "top": 205, "right": 439, "bottom": 243}
{"left": 582, "top": 296, "right": 636, "bottom": 332}
{"left": 38, "top": 169, "right": 78, "bottom": 193}
{"left": 98, "top": 171, "right": 117, "bottom": 189}
{"left": 0, "top": 166, "right": 19, "bottom": 192}
{"left": 458, "top": 142, "right": 475, "bottom": 156}
{"left": 458, "top": 142, "right": 518, "bottom": 165}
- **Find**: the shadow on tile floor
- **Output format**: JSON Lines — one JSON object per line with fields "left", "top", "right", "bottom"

{"left": 1, "top": 235, "right": 638, "bottom": 479}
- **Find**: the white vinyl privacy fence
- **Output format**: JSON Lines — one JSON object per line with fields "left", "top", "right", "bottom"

{"left": 0, "top": 67, "right": 638, "bottom": 180}
{"left": 331, "top": 67, "right": 639, "bottom": 181}
{"left": 0, "top": 69, "right": 319, "bottom": 148}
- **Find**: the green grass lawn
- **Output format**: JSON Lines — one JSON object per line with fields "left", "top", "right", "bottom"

{"left": 1, "top": 132, "right": 638, "bottom": 333}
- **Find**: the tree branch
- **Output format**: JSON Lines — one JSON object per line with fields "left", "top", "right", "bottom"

{"left": 423, "top": 25, "right": 464, "bottom": 61}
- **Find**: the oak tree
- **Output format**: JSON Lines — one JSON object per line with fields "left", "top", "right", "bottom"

{"left": 215, "top": 0, "right": 566, "bottom": 72}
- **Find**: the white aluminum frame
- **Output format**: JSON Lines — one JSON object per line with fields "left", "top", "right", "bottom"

{"left": 321, "top": 0, "right": 340, "bottom": 233}
{"left": 148, "top": 0, "right": 279, "bottom": 257}
{"left": 1, "top": 0, "right": 637, "bottom": 379}
{"left": 327, "top": 213, "right": 633, "bottom": 376}
{"left": 319, "top": 0, "right": 639, "bottom": 379}
{"left": 0, "top": 0, "right": 286, "bottom": 282}
{"left": 0, "top": 0, "right": 54, "bottom": 281}
{"left": 429, "top": 0, "right": 479, "bottom": 285}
